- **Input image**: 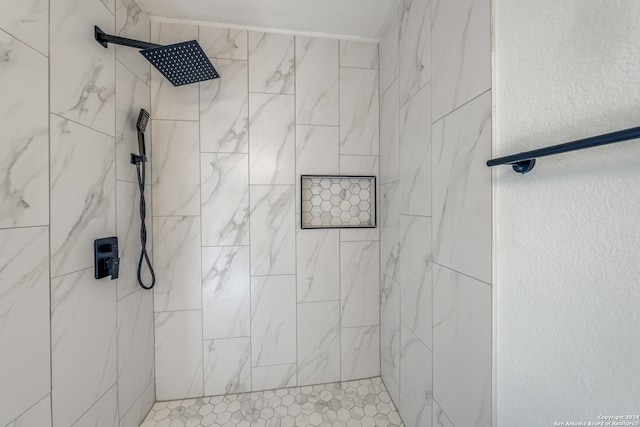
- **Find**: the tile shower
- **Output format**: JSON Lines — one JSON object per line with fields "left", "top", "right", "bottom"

{"left": 0, "top": 0, "right": 491, "bottom": 427}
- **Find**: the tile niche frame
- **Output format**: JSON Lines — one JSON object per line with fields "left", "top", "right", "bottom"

{"left": 300, "top": 174, "right": 377, "bottom": 230}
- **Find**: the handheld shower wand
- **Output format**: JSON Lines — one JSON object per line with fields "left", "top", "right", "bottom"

{"left": 131, "top": 109, "right": 155, "bottom": 289}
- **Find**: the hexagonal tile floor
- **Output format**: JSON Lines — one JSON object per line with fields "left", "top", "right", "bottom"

{"left": 141, "top": 377, "right": 404, "bottom": 427}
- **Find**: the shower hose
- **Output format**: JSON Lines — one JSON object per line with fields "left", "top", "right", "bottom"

{"left": 136, "top": 161, "right": 156, "bottom": 289}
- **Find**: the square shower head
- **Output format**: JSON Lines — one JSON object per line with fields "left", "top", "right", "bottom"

{"left": 140, "top": 40, "right": 220, "bottom": 86}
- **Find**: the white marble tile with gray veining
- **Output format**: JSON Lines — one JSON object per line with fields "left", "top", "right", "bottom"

{"left": 433, "top": 264, "right": 491, "bottom": 427}
{"left": 400, "top": 215, "right": 432, "bottom": 348}
{"left": 380, "top": 4, "right": 399, "bottom": 94}
{"left": 0, "top": 0, "right": 48, "bottom": 56}
{"left": 204, "top": 337, "right": 251, "bottom": 396}
{"left": 251, "top": 364, "right": 297, "bottom": 392}
{"left": 340, "top": 40, "right": 378, "bottom": 69}
{"left": 296, "top": 228, "right": 339, "bottom": 303}
{"left": 248, "top": 93, "right": 295, "bottom": 185}
{"left": 400, "top": 322, "right": 433, "bottom": 427}
{"left": 380, "top": 181, "right": 401, "bottom": 282}
{"left": 0, "top": 227, "right": 50, "bottom": 427}
{"left": 50, "top": 116, "right": 115, "bottom": 278}
{"left": 339, "top": 155, "right": 380, "bottom": 243}
{"left": 380, "top": 273, "right": 400, "bottom": 405}
{"left": 151, "top": 120, "right": 200, "bottom": 216}
{"left": 201, "top": 153, "right": 249, "bottom": 246}
{"left": 0, "top": 32, "right": 48, "bottom": 228}
{"left": 431, "top": 0, "right": 491, "bottom": 120}
{"left": 400, "top": 82, "right": 431, "bottom": 216}
{"left": 119, "top": 381, "right": 154, "bottom": 427}
{"left": 152, "top": 216, "right": 201, "bottom": 311}
{"left": 115, "top": 61, "right": 150, "bottom": 184}
{"left": 297, "top": 301, "right": 340, "bottom": 386}
{"left": 154, "top": 310, "right": 204, "bottom": 401}
{"left": 341, "top": 326, "right": 380, "bottom": 381}
{"left": 50, "top": 0, "right": 115, "bottom": 136}
{"left": 72, "top": 385, "right": 118, "bottom": 427}
{"left": 4, "top": 395, "right": 51, "bottom": 427}
{"left": 432, "top": 91, "right": 491, "bottom": 283}
{"left": 200, "top": 60, "right": 249, "bottom": 153}
{"left": 51, "top": 268, "right": 117, "bottom": 427}
{"left": 433, "top": 398, "right": 455, "bottom": 427}
{"left": 398, "top": 0, "right": 431, "bottom": 107}
{"left": 200, "top": 27, "right": 248, "bottom": 60}
{"left": 295, "top": 36, "right": 339, "bottom": 125}
{"left": 340, "top": 240, "right": 380, "bottom": 328}
{"left": 251, "top": 275, "right": 296, "bottom": 367}
{"left": 202, "top": 246, "right": 250, "bottom": 339}
{"left": 380, "top": 79, "right": 400, "bottom": 185}
{"left": 116, "top": 0, "right": 150, "bottom": 84}
{"left": 248, "top": 31, "right": 294, "bottom": 94}
{"left": 249, "top": 185, "right": 295, "bottom": 276}
{"left": 117, "top": 290, "right": 154, "bottom": 417}
{"left": 150, "top": 23, "right": 200, "bottom": 120}
{"left": 339, "top": 68, "right": 379, "bottom": 156}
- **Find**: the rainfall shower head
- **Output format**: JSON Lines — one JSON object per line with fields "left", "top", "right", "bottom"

{"left": 94, "top": 26, "right": 219, "bottom": 86}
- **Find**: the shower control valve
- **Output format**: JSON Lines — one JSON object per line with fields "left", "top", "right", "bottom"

{"left": 94, "top": 237, "right": 120, "bottom": 280}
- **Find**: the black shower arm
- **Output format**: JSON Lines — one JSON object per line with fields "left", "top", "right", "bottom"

{"left": 94, "top": 26, "right": 160, "bottom": 50}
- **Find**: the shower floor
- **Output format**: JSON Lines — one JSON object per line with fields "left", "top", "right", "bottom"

{"left": 141, "top": 377, "right": 404, "bottom": 427}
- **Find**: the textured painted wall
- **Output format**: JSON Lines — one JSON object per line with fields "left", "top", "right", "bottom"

{"left": 150, "top": 22, "right": 381, "bottom": 401}
{"left": 0, "top": 0, "right": 155, "bottom": 425}
{"left": 378, "top": 0, "right": 493, "bottom": 426}
{"left": 496, "top": 1, "right": 640, "bottom": 425}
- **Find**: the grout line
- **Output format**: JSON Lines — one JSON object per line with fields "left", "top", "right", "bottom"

{"left": 115, "top": 57, "right": 150, "bottom": 89}
{"left": 0, "top": 27, "right": 48, "bottom": 58}
{"left": 48, "top": 0, "right": 53, "bottom": 424}
{"left": 246, "top": 47, "right": 254, "bottom": 391}
{"left": 197, "top": 23, "right": 206, "bottom": 398}
{"left": 112, "top": 6, "right": 120, "bottom": 419}
{"left": 0, "top": 224, "right": 49, "bottom": 231}
{"left": 50, "top": 266, "right": 93, "bottom": 280}
{"left": 431, "top": 88, "right": 492, "bottom": 125}
{"left": 69, "top": 382, "right": 117, "bottom": 427}
{"left": 49, "top": 112, "right": 116, "bottom": 140}
{"left": 432, "top": 261, "right": 492, "bottom": 287}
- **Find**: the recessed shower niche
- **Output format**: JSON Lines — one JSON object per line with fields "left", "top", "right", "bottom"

{"left": 300, "top": 175, "right": 377, "bottom": 229}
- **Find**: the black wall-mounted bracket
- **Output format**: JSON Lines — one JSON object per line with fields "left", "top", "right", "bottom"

{"left": 94, "top": 237, "right": 120, "bottom": 280}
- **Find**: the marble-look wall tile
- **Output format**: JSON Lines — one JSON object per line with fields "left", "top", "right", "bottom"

{"left": 248, "top": 32, "right": 294, "bottom": 94}
{"left": 400, "top": 215, "right": 432, "bottom": 349}
{"left": 380, "top": 273, "right": 400, "bottom": 404}
{"left": 433, "top": 399, "right": 455, "bottom": 427}
{"left": 73, "top": 386, "right": 118, "bottom": 427}
{"left": 201, "top": 59, "right": 249, "bottom": 153}
{"left": 202, "top": 246, "right": 250, "bottom": 339}
{"left": 432, "top": 91, "right": 491, "bottom": 283}
{"left": 297, "top": 302, "right": 340, "bottom": 386}
{"left": 251, "top": 275, "right": 296, "bottom": 367}
{"left": 0, "top": 228, "right": 50, "bottom": 427}
{"left": 200, "top": 59, "right": 249, "bottom": 153}
{"left": 5, "top": 395, "right": 51, "bottom": 427}
{"left": 398, "top": 0, "right": 431, "bottom": 107}
{"left": 0, "top": 32, "right": 49, "bottom": 228}
{"left": 400, "top": 82, "right": 431, "bottom": 216}
{"left": 150, "top": 23, "right": 199, "bottom": 120}
{"left": 431, "top": 0, "right": 490, "bottom": 120}
{"left": 155, "top": 310, "right": 204, "bottom": 401}
{"left": 296, "top": 228, "right": 339, "bottom": 303}
{"left": 201, "top": 153, "right": 249, "bottom": 246}
{"left": 252, "top": 364, "right": 297, "bottom": 391}
{"left": 433, "top": 264, "right": 491, "bottom": 427}
{"left": 117, "top": 290, "right": 154, "bottom": 417}
{"left": 379, "top": 5, "right": 399, "bottom": 94}
{"left": 0, "top": 0, "right": 48, "bottom": 56}
{"left": 50, "top": 0, "right": 115, "bottom": 136}
{"left": 204, "top": 338, "right": 251, "bottom": 396}
{"left": 115, "top": 0, "right": 151, "bottom": 85}
{"left": 380, "top": 181, "right": 401, "bottom": 282}
{"left": 341, "top": 326, "right": 380, "bottom": 381}
{"left": 340, "top": 241, "right": 379, "bottom": 327}
{"left": 152, "top": 216, "right": 202, "bottom": 311}
{"left": 151, "top": 120, "right": 200, "bottom": 216}
{"left": 339, "top": 155, "right": 380, "bottom": 242}
{"left": 50, "top": 116, "right": 115, "bottom": 277}
{"left": 249, "top": 186, "right": 295, "bottom": 276}
{"left": 200, "top": 27, "right": 248, "bottom": 60}
{"left": 339, "top": 67, "right": 379, "bottom": 155}
{"left": 100, "top": 0, "right": 115, "bottom": 14}
{"left": 339, "top": 41, "right": 378, "bottom": 69}
{"left": 248, "top": 93, "right": 295, "bottom": 185}
{"left": 295, "top": 36, "right": 339, "bottom": 125}
{"left": 380, "top": 79, "right": 400, "bottom": 185}
{"left": 400, "top": 323, "right": 433, "bottom": 427}
{"left": 51, "top": 268, "right": 117, "bottom": 427}
{"left": 119, "top": 382, "right": 154, "bottom": 427}
{"left": 115, "top": 61, "right": 150, "bottom": 185}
